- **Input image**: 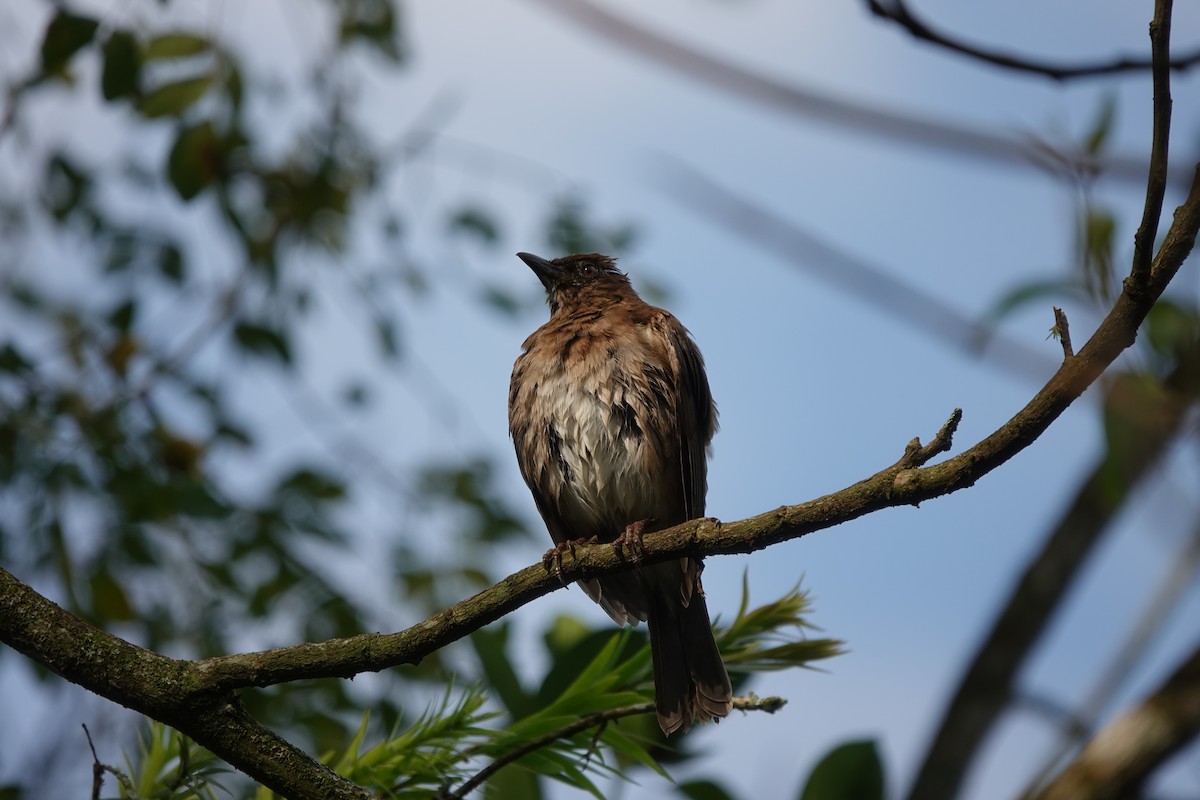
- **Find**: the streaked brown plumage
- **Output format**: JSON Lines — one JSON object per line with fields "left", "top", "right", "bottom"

{"left": 508, "top": 251, "right": 732, "bottom": 735}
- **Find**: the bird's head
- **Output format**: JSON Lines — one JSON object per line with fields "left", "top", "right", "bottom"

{"left": 517, "top": 252, "right": 632, "bottom": 315}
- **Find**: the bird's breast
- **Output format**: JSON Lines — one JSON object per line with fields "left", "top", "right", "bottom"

{"left": 511, "top": 333, "right": 670, "bottom": 537}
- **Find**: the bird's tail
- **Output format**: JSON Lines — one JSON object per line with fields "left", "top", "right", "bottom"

{"left": 648, "top": 588, "right": 733, "bottom": 736}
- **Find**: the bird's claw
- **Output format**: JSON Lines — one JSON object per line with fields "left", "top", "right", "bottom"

{"left": 613, "top": 519, "right": 651, "bottom": 562}
{"left": 543, "top": 536, "right": 596, "bottom": 580}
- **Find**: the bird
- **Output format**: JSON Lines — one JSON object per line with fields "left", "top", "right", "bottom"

{"left": 507, "top": 251, "right": 733, "bottom": 735}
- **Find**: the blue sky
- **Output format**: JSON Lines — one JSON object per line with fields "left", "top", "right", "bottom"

{"left": 3, "top": 1, "right": 1200, "bottom": 798}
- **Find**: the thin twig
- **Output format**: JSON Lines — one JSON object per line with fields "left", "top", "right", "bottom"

{"left": 1051, "top": 307, "right": 1074, "bottom": 358}
{"left": 865, "top": 0, "right": 1200, "bottom": 81}
{"left": 1131, "top": 0, "right": 1176, "bottom": 287}
{"left": 83, "top": 724, "right": 104, "bottom": 800}
{"left": 898, "top": 409, "right": 963, "bottom": 469}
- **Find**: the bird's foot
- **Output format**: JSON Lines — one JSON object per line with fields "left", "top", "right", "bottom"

{"left": 613, "top": 518, "right": 653, "bottom": 562}
{"left": 543, "top": 536, "right": 596, "bottom": 579}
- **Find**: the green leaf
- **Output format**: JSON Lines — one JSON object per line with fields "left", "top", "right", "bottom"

{"left": 167, "top": 121, "right": 218, "bottom": 200}
{"left": 101, "top": 31, "right": 142, "bottom": 101}
{"left": 137, "top": 75, "right": 213, "bottom": 118}
{"left": 233, "top": 322, "right": 292, "bottom": 364}
{"left": 144, "top": 32, "right": 210, "bottom": 60}
{"left": 471, "top": 624, "right": 534, "bottom": 718}
{"left": 1084, "top": 93, "right": 1117, "bottom": 156}
{"left": 448, "top": 207, "right": 500, "bottom": 245}
{"left": 90, "top": 571, "right": 135, "bottom": 621}
{"left": 1080, "top": 207, "right": 1116, "bottom": 301}
{"left": 1145, "top": 299, "right": 1200, "bottom": 364}
{"left": 978, "top": 279, "right": 1083, "bottom": 328}
{"left": 799, "top": 740, "right": 885, "bottom": 800}
{"left": 40, "top": 10, "right": 99, "bottom": 74}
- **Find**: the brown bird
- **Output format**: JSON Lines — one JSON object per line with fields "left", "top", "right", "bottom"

{"left": 508, "top": 251, "right": 733, "bottom": 735}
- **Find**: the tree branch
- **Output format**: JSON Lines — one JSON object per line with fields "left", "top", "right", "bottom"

{"left": 865, "top": 0, "right": 1200, "bottom": 81}
{"left": 905, "top": 4, "right": 1190, "bottom": 793}
{"left": 0, "top": 569, "right": 373, "bottom": 800}
{"left": 1031, "top": 641, "right": 1200, "bottom": 800}
{"left": 1132, "top": 0, "right": 1176, "bottom": 286}
{"left": 1023, "top": 517, "right": 1200, "bottom": 794}
{"left": 3, "top": 137, "right": 1199, "bottom": 800}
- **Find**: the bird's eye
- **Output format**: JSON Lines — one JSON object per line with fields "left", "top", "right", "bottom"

{"left": 578, "top": 262, "right": 598, "bottom": 277}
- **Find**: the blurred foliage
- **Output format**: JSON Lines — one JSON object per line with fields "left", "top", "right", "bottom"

{"left": 82, "top": 582, "right": 839, "bottom": 800}
{"left": 980, "top": 94, "right": 1200, "bottom": 382}
{"left": 0, "top": 2, "right": 831, "bottom": 799}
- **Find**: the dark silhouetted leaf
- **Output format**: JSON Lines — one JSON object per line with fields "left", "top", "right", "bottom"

{"left": 107, "top": 299, "right": 137, "bottom": 332}
{"left": 799, "top": 740, "right": 885, "bottom": 800}
{"left": 42, "top": 153, "right": 91, "bottom": 222}
{"left": 678, "top": 780, "right": 738, "bottom": 800}
{"left": 101, "top": 31, "right": 141, "bottom": 101}
{"left": 338, "top": 0, "right": 405, "bottom": 62}
{"left": 168, "top": 121, "right": 218, "bottom": 200}
{"left": 137, "top": 75, "right": 213, "bottom": 118}
{"left": 233, "top": 322, "right": 292, "bottom": 364}
{"left": 277, "top": 468, "right": 346, "bottom": 501}
{"left": 40, "top": 10, "right": 99, "bottom": 74}
{"left": 158, "top": 243, "right": 185, "bottom": 282}
{"left": 0, "top": 344, "right": 33, "bottom": 375}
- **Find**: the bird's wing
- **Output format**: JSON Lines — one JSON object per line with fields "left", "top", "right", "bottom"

{"left": 661, "top": 313, "right": 717, "bottom": 523}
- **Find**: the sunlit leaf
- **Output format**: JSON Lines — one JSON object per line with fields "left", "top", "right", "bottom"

{"left": 137, "top": 75, "right": 213, "bottom": 118}
{"left": 144, "top": 32, "right": 210, "bottom": 60}
{"left": 1145, "top": 299, "right": 1200, "bottom": 365}
{"left": 1084, "top": 93, "right": 1117, "bottom": 156}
